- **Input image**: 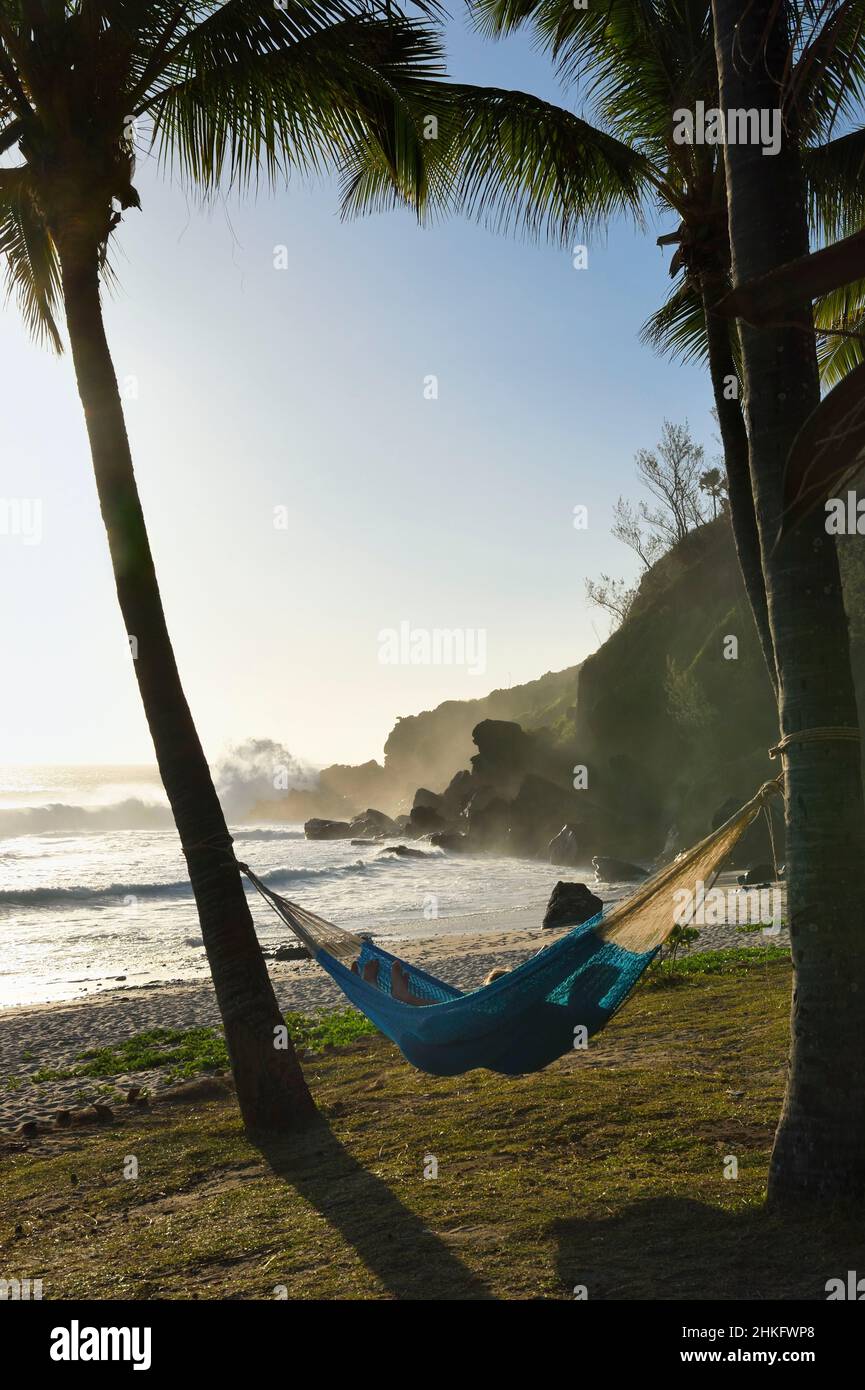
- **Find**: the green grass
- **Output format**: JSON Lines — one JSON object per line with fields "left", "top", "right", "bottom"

{"left": 23, "top": 1009, "right": 379, "bottom": 1088}
{"left": 3, "top": 951, "right": 864, "bottom": 1300}
{"left": 648, "top": 944, "right": 790, "bottom": 985}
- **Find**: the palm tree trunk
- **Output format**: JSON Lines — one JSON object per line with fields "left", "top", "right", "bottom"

{"left": 700, "top": 267, "right": 777, "bottom": 690}
{"left": 56, "top": 229, "right": 315, "bottom": 1133}
{"left": 713, "top": 0, "right": 865, "bottom": 1201}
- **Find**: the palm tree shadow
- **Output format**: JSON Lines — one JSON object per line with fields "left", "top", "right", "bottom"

{"left": 255, "top": 1118, "right": 495, "bottom": 1300}
{"left": 554, "top": 1197, "right": 864, "bottom": 1300}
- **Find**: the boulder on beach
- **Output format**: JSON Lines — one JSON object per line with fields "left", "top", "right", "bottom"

{"left": 542, "top": 881, "right": 604, "bottom": 931}
{"left": 262, "top": 943, "right": 311, "bottom": 961}
{"left": 304, "top": 818, "right": 352, "bottom": 840}
{"left": 349, "top": 808, "right": 398, "bottom": 839}
{"left": 380, "top": 844, "right": 429, "bottom": 859}
{"left": 592, "top": 855, "right": 649, "bottom": 883}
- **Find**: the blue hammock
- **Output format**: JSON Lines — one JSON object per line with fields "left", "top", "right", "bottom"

{"left": 311, "top": 917, "right": 655, "bottom": 1076}
{"left": 239, "top": 779, "right": 779, "bottom": 1077}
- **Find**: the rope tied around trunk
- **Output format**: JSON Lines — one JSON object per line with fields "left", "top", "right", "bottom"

{"left": 769, "top": 727, "right": 861, "bottom": 759}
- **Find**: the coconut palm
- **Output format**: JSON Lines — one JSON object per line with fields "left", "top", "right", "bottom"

{"left": 428, "top": 0, "right": 865, "bottom": 1200}
{"left": 370, "top": 0, "right": 865, "bottom": 691}
{"left": 0, "top": 0, "right": 445, "bottom": 1133}
{"left": 713, "top": 0, "right": 865, "bottom": 1203}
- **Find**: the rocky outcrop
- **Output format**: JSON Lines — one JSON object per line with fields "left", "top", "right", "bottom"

{"left": 542, "top": 882, "right": 604, "bottom": 931}
{"left": 548, "top": 823, "right": 585, "bottom": 867}
{"left": 408, "top": 804, "right": 448, "bottom": 836}
{"left": 592, "top": 855, "right": 649, "bottom": 883}
{"left": 349, "top": 807, "right": 398, "bottom": 839}
{"left": 430, "top": 831, "right": 470, "bottom": 853}
{"left": 304, "top": 818, "right": 351, "bottom": 840}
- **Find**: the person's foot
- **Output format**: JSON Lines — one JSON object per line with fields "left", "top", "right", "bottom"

{"left": 391, "top": 961, "right": 414, "bottom": 1001}
{"left": 362, "top": 959, "right": 380, "bottom": 987}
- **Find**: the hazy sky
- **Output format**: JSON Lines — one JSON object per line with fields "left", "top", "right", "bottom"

{"left": 0, "top": 14, "right": 716, "bottom": 771}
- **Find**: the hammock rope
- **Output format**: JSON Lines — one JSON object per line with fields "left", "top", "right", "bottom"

{"left": 239, "top": 778, "right": 783, "bottom": 1077}
{"left": 769, "top": 726, "right": 861, "bottom": 759}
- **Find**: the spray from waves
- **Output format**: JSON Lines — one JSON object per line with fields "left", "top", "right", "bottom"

{"left": 231, "top": 828, "right": 305, "bottom": 841}
{"left": 0, "top": 798, "right": 174, "bottom": 836}
{"left": 0, "top": 857, "right": 397, "bottom": 909}
{"left": 214, "top": 738, "right": 318, "bottom": 822}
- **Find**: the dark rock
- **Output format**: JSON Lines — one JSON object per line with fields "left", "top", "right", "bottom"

{"left": 265, "top": 943, "right": 311, "bottom": 961}
{"left": 466, "top": 794, "right": 511, "bottom": 850}
{"left": 16, "top": 1120, "right": 38, "bottom": 1136}
{"left": 349, "top": 807, "right": 398, "bottom": 839}
{"left": 54, "top": 1109, "right": 72, "bottom": 1128}
{"left": 592, "top": 855, "right": 649, "bottom": 882}
{"left": 737, "top": 863, "right": 777, "bottom": 887}
{"left": 412, "top": 787, "right": 443, "bottom": 812}
{"left": 126, "top": 1087, "right": 142, "bottom": 1105}
{"left": 543, "top": 881, "right": 604, "bottom": 931}
{"left": 380, "top": 844, "right": 429, "bottom": 859}
{"left": 408, "top": 804, "right": 448, "bottom": 835}
{"left": 351, "top": 837, "right": 383, "bottom": 846}
{"left": 509, "top": 775, "right": 586, "bottom": 858}
{"left": 470, "top": 719, "right": 532, "bottom": 795}
{"left": 304, "top": 818, "right": 352, "bottom": 841}
{"left": 430, "top": 831, "right": 470, "bottom": 854}
{"left": 548, "top": 823, "right": 587, "bottom": 868}
{"left": 441, "top": 770, "right": 474, "bottom": 819}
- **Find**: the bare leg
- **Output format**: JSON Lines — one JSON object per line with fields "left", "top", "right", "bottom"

{"left": 391, "top": 961, "right": 429, "bottom": 1007}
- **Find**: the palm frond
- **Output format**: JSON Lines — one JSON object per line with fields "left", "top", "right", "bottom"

{"left": 352, "top": 83, "right": 654, "bottom": 243}
{"left": 140, "top": 11, "right": 445, "bottom": 196}
{"left": 640, "top": 275, "right": 709, "bottom": 365}
{"left": 815, "top": 276, "right": 865, "bottom": 383}
{"left": 0, "top": 166, "right": 62, "bottom": 352}
{"left": 806, "top": 125, "right": 865, "bottom": 241}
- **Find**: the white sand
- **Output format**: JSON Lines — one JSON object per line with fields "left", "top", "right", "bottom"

{"left": 0, "top": 902, "right": 789, "bottom": 1133}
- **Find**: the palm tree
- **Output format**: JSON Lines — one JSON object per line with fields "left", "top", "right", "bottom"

{"left": 699, "top": 466, "right": 725, "bottom": 519}
{"left": 0, "top": 0, "right": 444, "bottom": 1134}
{"left": 388, "top": 0, "right": 865, "bottom": 1198}
{"left": 380, "top": 0, "right": 865, "bottom": 692}
{"left": 714, "top": 0, "right": 865, "bottom": 1202}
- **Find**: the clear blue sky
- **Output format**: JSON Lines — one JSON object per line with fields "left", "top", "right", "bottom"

{"left": 0, "top": 13, "right": 716, "bottom": 770}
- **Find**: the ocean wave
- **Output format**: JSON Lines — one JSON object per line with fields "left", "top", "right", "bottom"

{"left": 0, "top": 799, "right": 173, "bottom": 836}
{"left": 0, "top": 859, "right": 378, "bottom": 909}
{"left": 232, "top": 828, "right": 305, "bottom": 841}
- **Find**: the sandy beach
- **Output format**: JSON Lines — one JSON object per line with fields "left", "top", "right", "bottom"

{"left": 0, "top": 901, "right": 789, "bottom": 1133}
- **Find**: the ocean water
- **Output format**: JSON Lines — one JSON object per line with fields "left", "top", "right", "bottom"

{"left": 0, "top": 765, "right": 571, "bottom": 1009}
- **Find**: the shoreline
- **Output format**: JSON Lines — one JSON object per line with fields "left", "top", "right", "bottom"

{"left": 0, "top": 904, "right": 790, "bottom": 1133}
